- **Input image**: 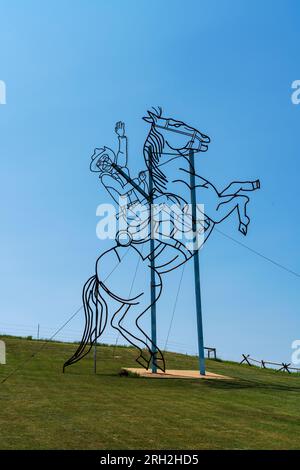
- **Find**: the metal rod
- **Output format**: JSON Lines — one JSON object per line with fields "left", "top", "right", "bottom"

{"left": 111, "top": 163, "right": 150, "bottom": 201}
{"left": 149, "top": 148, "right": 157, "bottom": 373}
{"left": 94, "top": 335, "right": 97, "bottom": 374}
{"left": 112, "top": 157, "right": 157, "bottom": 372}
{"left": 189, "top": 149, "right": 206, "bottom": 375}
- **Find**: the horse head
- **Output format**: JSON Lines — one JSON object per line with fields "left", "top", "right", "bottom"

{"left": 143, "top": 108, "right": 210, "bottom": 154}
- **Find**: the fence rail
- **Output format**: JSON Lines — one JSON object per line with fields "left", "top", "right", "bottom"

{"left": 204, "top": 347, "right": 217, "bottom": 359}
{"left": 240, "top": 354, "right": 300, "bottom": 374}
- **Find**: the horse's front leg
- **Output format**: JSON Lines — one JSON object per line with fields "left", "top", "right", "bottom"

{"left": 220, "top": 180, "right": 260, "bottom": 197}
{"left": 216, "top": 195, "right": 250, "bottom": 235}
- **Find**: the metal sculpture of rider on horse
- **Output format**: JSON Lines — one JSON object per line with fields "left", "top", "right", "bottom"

{"left": 63, "top": 107, "right": 260, "bottom": 373}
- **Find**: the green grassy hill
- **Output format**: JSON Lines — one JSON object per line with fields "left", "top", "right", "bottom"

{"left": 0, "top": 336, "right": 300, "bottom": 450}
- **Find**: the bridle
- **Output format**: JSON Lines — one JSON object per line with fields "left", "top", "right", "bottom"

{"left": 153, "top": 119, "right": 210, "bottom": 152}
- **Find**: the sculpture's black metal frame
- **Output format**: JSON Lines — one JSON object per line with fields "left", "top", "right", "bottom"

{"left": 63, "top": 108, "right": 260, "bottom": 375}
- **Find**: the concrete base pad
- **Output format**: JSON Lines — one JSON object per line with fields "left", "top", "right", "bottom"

{"left": 123, "top": 368, "right": 232, "bottom": 380}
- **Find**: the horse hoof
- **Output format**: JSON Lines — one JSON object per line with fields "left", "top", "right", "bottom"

{"left": 239, "top": 222, "right": 248, "bottom": 236}
{"left": 152, "top": 356, "right": 166, "bottom": 373}
{"left": 153, "top": 362, "right": 166, "bottom": 373}
{"left": 252, "top": 179, "right": 260, "bottom": 190}
{"left": 136, "top": 355, "right": 151, "bottom": 370}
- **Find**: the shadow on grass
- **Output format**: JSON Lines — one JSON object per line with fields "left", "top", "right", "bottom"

{"left": 196, "top": 377, "right": 300, "bottom": 393}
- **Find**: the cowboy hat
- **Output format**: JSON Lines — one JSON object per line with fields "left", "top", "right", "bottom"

{"left": 90, "top": 146, "right": 116, "bottom": 172}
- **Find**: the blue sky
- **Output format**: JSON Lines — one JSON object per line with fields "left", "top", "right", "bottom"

{"left": 0, "top": 0, "right": 299, "bottom": 365}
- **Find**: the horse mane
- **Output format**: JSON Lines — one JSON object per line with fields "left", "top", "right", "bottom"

{"left": 143, "top": 109, "right": 168, "bottom": 192}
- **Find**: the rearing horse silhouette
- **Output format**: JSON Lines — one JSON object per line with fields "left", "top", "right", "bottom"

{"left": 63, "top": 108, "right": 260, "bottom": 372}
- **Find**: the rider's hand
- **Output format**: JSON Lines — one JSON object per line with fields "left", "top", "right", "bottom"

{"left": 115, "top": 121, "right": 125, "bottom": 137}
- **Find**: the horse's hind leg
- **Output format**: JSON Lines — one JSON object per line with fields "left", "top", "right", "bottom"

{"left": 116, "top": 300, "right": 166, "bottom": 372}
{"left": 111, "top": 303, "right": 153, "bottom": 369}
{"left": 136, "top": 306, "right": 166, "bottom": 372}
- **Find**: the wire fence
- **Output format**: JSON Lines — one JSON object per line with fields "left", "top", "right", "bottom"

{"left": 3, "top": 322, "right": 299, "bottom": 374}
{"left": 2, "top": 322, "right": 300, "bottom": 377}
{"left": 0, "top": 320, "right": 216, "bottom": 358}
{"left": 240, "top": 354, "right": 300, "bottom": 374}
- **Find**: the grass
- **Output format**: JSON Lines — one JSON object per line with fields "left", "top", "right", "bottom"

{"left": 0, "top": 336, "right": 300, "bottom": 450}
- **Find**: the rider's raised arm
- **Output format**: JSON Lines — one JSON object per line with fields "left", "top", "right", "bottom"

{"left": 115, "top": 121, "right": 128, "bottom": 168}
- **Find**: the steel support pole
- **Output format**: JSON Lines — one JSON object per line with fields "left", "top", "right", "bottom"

{"left": 189, "top": 149, "right": 206, "bottom": 375}
{"left": 112, "top": 156, "right": 157, "bottom": 372}
{"left": 94, "top": 332, "right": 97, "bottom": 374}
{"left": 149, "top": 148, "right": 157, "bottom": 373}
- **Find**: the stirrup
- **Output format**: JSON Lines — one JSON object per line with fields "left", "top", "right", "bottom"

{"left": 116, "top": 230, "right": 132, "bottom": 247}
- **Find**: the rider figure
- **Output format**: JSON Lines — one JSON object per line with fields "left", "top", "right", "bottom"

{"left": 90, "top": 121, "right": 143, "bottom": 206}
{"left": 90, "top": 121, "right": 205, "bottom": 267}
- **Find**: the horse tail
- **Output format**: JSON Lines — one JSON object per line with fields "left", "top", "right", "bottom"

{"left": 63, "top": 275, "right": 108, "bottom": 372}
